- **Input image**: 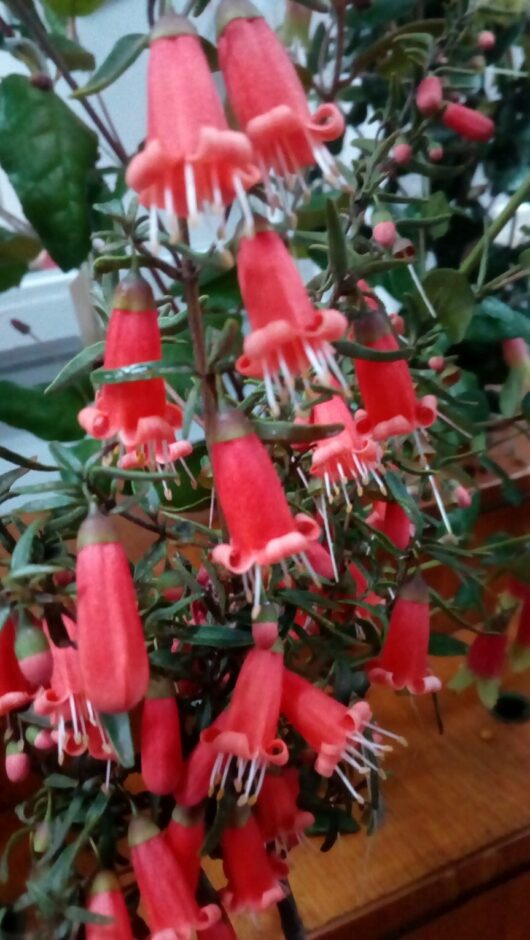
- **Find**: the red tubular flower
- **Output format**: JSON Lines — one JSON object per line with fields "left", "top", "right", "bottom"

{"left": 5, "top": 742, "right": 30, "bottom": 783}
{"left": 166, "top": 805, "right": 205, "bottom": 893}
{"left": 78, "top": 276, "right": 192, "bottom": 475}
{"left": 255, "top": 768, "right": 314, "bottom": 850}
{"left": 235, "top": 230, "right": 347, "bottom": 410}
{"left": 441, "top": 103, "right": 494, "bottom": 142}
{"left": 76, "top": 510, "right": 149, "bottom": 714}
{"left": 14, "top": 621, "right": 53, "bottom": 688}
{"left": 200, "top": 918, "right": 237, "bottom": 940}
{"left": 211, "top": 410, "right": 321, "bottom": 590}
{"left": 0, "top": 619, "right": 33, "bottom": 717}
{"left": 126, "top": 14, "right": 258, "bottom": 234}
{"left": 202, "top": 644, "right": 287, "bottom": 804}
{"left": 308, "top": 387, "right": 383, "bottom": 505}
{"left": 367, "top": 500, "right": 414, "bottom": 551}
{"left": 129, "top": 817, "right": 220, "bottom": 939}
{"left": 85, "top": 871, "right": 134, "bottom": 940}
{"left": 416, "top": 76, "right": 443, "bottom": 117}
{"left": 280, "top": 668, "right": 399, "bottom": 801}
{"left": 449, "top": 630, "right": 507, "bottom": 708}
{"left": 353, "top": 308, "right": 437, "bottom": 441}
{"left": 175, "top": 710, "right": 232, "bottom": 806}
{"left": 141, "top": 675, "right": 183, "bottom": 795}
{"left": 220, "top": 807, "right": 285, "bottom": 915}
{"left": 340, "top": 561, "right": 384, "bottom": 623}
{"left": 217, "top": 0, "right": 345, "bottom": 193}
{"left": 367, "top": 574, "right": 441, "bottom": 695}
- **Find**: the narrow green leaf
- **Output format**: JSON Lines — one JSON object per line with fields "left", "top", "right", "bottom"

{"left": 420, "top": 269, "right": 475, "bottom": 342}
{"left": 92, "top": 359, "right": 191, "bottom": 387}
{"left": 100, "top": 712, "right": 135, "bottom": 768}
{"left": 72, "top": 34, "right": 148, "bottom": 98}
{"left": 335, "top": 339, "right": 410, "bottom": 361}
{"left": 48, "top": 33, "right": 96, "bottom": 70}
{"left": 45, "top": 342, "right": 105, "bottom": 394}
{"left": 254, "top": 420, "right": 343, "bottom": 444}
{"left": 10, "top": 519, "right": 41, "bottom": 572}
{"left": 44, "top": 774, "right": 78, "bottom": 789}
{"left": 0, "top": 828, "right": 29, "bottom": 883}
{"left": 428, "top": 632, "right": 468, "bottom": 656}
{"left": 185, "top": 626, "right": 252, "bottom": 648}
{"left": 0, "top": 75, "right": 98, "bottom": 270}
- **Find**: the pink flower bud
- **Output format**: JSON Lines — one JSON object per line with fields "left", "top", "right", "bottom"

{"left": 442, "top": 103, "right": 494, "bottom": 142}
{"left": 428, "top": 145, "right": 444, "bottom": 162}
{"left": 428, "top": 355, "right": 445, "bottom": 372}
{"left": 5, "top": 743, "right": 30, "bottom": 783}
{"left": 390, "top": 314, "right": 405, "bottom": 335}
{"left": 392, "top": 142, "right": 412, "bottom": 165}
{"left": 478, "top": 30, "right": 496, "bottom": 51}
{"left": 453, "top": 485, "right": 472, "bottom": 509}
{"left": 26, "top": 726, "right": 54, "bottom": 751}
{"left": 502, "top": 337, "right": 530, "bottom": 368}
{"left": 373, "top": 220, "right": 397, "bottom": 249}
{"left": 416, "top": 76, "right": 443, "bottom": 117}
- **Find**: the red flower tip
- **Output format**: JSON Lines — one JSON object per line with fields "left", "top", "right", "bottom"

{"left": 251, "top": 603, "right": 280, "bottom": 649}
{"left": 255, "top": 768, "right": 315, "bottom": 848}
{"left": 5, "top": 743, "right": 30, "bottom": 783}
{"left": 416, "top": 76, "right": 443, "bottom": 117}
{"left": 367, "top": 573, "right": 441, "bottom": 695}
{"left": 442, "top": 103, "right": 494, "bottom": 142}
{"left": 141, "top": 675, "right": 183, "bottom": 795}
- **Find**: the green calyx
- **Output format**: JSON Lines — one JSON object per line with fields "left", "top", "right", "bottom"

{"left": 146, "top": 674, "right": 175, "bottom": 700}
{"left": 128, "top": 816, "right": 160, "bottom": 848}
{"left": 212, "top": 408, "right": 254, "bottom": 444}
{"left": 6, "top": 742, "right": 22, "bottom": 757}
{"left": 253, "top": 602, "right": 279, "bottom": 624}
{"left": 112, "top": 272, "right": 155, "bottom": 313}
{"left": 215, "top": 0, "right": 262, "bottom": 40}
{"left": 77, "top": 507, "right": 118, "bottom": 550}
{"left": 151, "top": 13, "right": 197, "bottom": 42}
{"left": 90, "top": 871, "right": 120, "bottom": 896}
{"left": 400, "top": 572, "right": 429, "bottom": 605}
{"left": 171, "top": 804, "right": 204, "bottom": 828}
{"left": 354, "top": 307, "right": 390, "bottom": 345}
{"left": 15, "top": 624, "right": 49, "bottom": 660}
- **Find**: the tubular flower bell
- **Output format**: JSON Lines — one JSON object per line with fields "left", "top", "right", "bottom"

{"left": 126, "top": 14, "right": 259, "bottom": 238}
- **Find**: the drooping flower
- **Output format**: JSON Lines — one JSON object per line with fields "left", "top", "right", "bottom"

{"left": 129, "top": 817, "right": 220, "bottom": 939}
{"left": 217, "top": 0, "right": 345, "bottom": 197}
{"left": 175, "top": 710, "right": 233, "bottom": 806}
{"left": 76, "top": 509, "right": 149, "bottom": 714}
{"left": 220, "top": 807, "right": 285, "bottom": 915}
{"left": 166, "top": 805, "right": 205, "bottom": 893}
{"left": 202, "top": 643, "right": 287, "bottom": 804}
{"left": 5, "top": 742, "right": 30, "bottom": 783}
{"left": 211, "top": 410, "right": 321, "bottom": 602}
{"left": 307, "top": 387, "right": 383, "bottom": 507}
{"left": 126, "top": 14, "right": 259, "bottom": 236}
{"left": 449, "top": 630, "right": 507, "bottom": 708}
{"left": 141, "top": 675, "right": 183, "bottom": 795}
{"left": 367, "top": 500, "right": 414, "bottom": 551}
{"left": 14, "top": 620, "right": 53, "bottom": 688}
{"left": 235, "top": 230, "right": 348, "bottom": 412}
{"left": 281, "top": 667, "right": 402, "bottom": 800}
{"left": 0, "top": 618, "right": 33, "bottom": 717}
{"left": 353, "top": 307, "right": 437, "bottom": 441}
{"left": 78, "top": 275, "right": 192, "bottom": 477}
{"left": 85, "top": 871, "right": 135, "bottom": 940}
{"left": 441, "top": 103, "right": 494, "bottom": 142}
{"left": 367, "top": 574, "right": 441, "bottom": 695}
{"left": 255, "top": 768, "right": 314, "bottom": 852}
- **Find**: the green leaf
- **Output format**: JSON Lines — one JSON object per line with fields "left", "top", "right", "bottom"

{"left": 477, "top": 678, "right": 501, "bottom": 710}
{"left": 334, "top": 339, "right": 410, "bottom": 361}
{"left": 0, "top": 827, "right": 29, "bottom": 883}
{"left": 92, "top": 358, "right": 191, "bottom": 387}
{"left": 254, "top": 420, "right": 344, "bottom": 445}
{"left": 100, "top": 712, "right": 135, "bottom": 768}
{"left": 72, "top": 34, "right": 148, "bottom": 98}
{"left": 0, "top": 226, "right": 40, "bottom": 291}
{"left": 500, "top": 367, "right": 525, "bottom": 417}
{"left": 522, "top": 391, "right": 530, "bottom": 423}
{"left": 384, "top": 471, "right": 423, "bottom": 527}
{"left": 0, "top": 381, "right": 85, "bottom": 441}
{"left": 0, "top": 75, "right": 98, "bottom": 270}
{"left": 10, "top": 519, "right": 41, "bottom": 572}
{"left": 6, "top": 563, "right": 65, "bottom": 580}
{"left": 45, "top": 341, "right": 105, "bottom": 394}
{"left": 467, "top": 296, "right": 530, "bottom": 343}
{"left": 428, "top": 632, "right": 468, "bottom": 656}
{"left": 420, "top": 269, "right": 475, "bottom": 342}
{"left": 48, "top": 33, "right": 95, "bottom": 70}
{"left": 44, "top": 774, "right": 78, "bottom": 789}
{"left": 45, "top": 0, "right": 105, "bottom": 15}
{"left": 185, "top": 626, "right": 253, "bottom": 648}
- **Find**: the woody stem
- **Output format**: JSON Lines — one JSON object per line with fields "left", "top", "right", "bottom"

{"left": 278, "top": 885, "right": 307, "bottom": 940}
{"left": 460, "top": 170, "right": 530, "bottom": 279}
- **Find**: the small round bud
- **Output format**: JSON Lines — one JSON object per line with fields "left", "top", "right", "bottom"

{"left": 5, "top": 743, "right": 30, "bottom": 783}
{"left": 429, "top": 355, "right": 445, "bottom": 372}
{"left": 373, "top": 219, "right": 397, "bottom": 249}
{"left": 428, "top": 145, "right": 444, "bottom": 162}
{"left": 392, "top": 142, "right": 412, "bottom": 166}
{"left": 478, "top": 30, "right": 496, "bottom": 52}
{"left": 454, "top": 485, "right": 472, "bottom": 509}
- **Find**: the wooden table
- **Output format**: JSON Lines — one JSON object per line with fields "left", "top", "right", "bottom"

{"left": 203, "top": 655, "right": 530, "bottom": 939}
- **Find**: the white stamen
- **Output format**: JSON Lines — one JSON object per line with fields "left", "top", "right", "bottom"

{"left": 149, "top": 204, "right": 159, "bottom": 254}
{"left": 233, "top": 173, "right": 254, "bottom": 235}
{"left": 211, "top": 165, "right": 224, "bottom": 216}
{"left": 342, "top": 751, "right": 370, "bottom": 775}
{"left": 364, "top": 722, "right": 407, "bottom": 747}
{"left": 209, "top": 753, "right": 224, "bottom": 794}
{"left": 337, "top": 462, "right": 353, "bottom": 511}
{"left": 350, "top": 732, "right": 392, "bottom": 754}
{"left": 263, "top": 365, "right": 280, "bottom": 416}
{"left": 304, "top": 341, "right": 329, "bottom": 381}
{"left": 69, "top": 694, "right": 81, "bottom": 744}
{"left": 277, "top": 351, "right": 297, "bottom": 408}
{"left": 103, "top": 760, "right": 112, "bottom": 792}
{"left": 335, "top": 764, "right": 365, "bottom": 804}
{"left": 184, "top": 162, "right": 199, "bottom": 221}
{"left": 414, "top": 431, "right": 453, "bottom": 535}
{"left": 322, "top": 345, "right": 350, "bottom": 391}
{"left": 238, "top": 757, "right": 260, "bottom": 806}
{"left": 180, "top": 458, "right": 197, "bottom": 489}
{"left": 324, "top": 472, "right": 333, "bottom": 503}
{"left": 219, "top": 755, "right": 233, "bottom": 796}
{"left": 300, "top": 552, "right": 320, "bottom": 586}
{"left": 209, "top": 487, "right": 215, "bottom": 529}
{"left": 370, "top": 467, "right": 386, "bottom": 494}
{"left": 297, "top": 465, "right": 310, "bottom": 489}
{"left": 58, "top": 715, "right": 66, "bottom": 766}
{"left": 252, "top": 565, "right": 262, "bottom": 618}
{"left": 164, "top": 187, "right": 179, "bottom": 244}
{"left": 408, "top": 265, "right": 437, "bottom": 319}
{"left": 320, "top": 494, "right": 339, "bottom": 582}
{"left": 345, "top": 746, "right": 386, "bottom": 778}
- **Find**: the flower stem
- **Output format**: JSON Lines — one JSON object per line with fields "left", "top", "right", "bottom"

{"left": 182, "top": 260, "right": 218, "bottom": 446}
{"left": 460, "top": 171, "right": 530, "bottom": 279}
{"left": 278, "top": 884, "right": 307, "bottom": 940}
